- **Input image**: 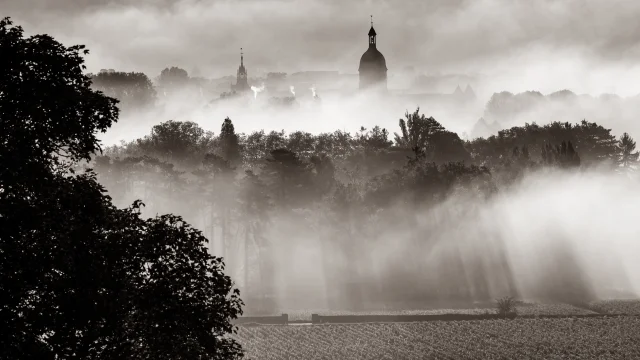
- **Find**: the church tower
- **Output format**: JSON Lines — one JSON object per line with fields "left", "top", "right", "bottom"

{"left": 359, "top": 16, "right": 388, "bottom": 91}
{"left": 234, "top": 48, "right": 249, "bottom": 92}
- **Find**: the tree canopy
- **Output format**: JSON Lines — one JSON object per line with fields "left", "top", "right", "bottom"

{"left": 0, "top": 17, "right": 243, "bottom": 359}
{"left": 90, "top": 71, "right": 157, "bottom": 110}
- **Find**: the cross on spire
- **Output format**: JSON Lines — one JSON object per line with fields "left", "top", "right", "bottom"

{"left": 370, "top": 15, "right": 373, "bottom": 27}
{"left": 240, "top": 47, "right": 243, "bottom": 65}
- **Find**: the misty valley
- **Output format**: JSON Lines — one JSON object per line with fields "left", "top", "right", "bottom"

{"left": 4, "top": 4, "right": 640, "bottom": 359}
{"left": 94, "top": 105, "right": 640, "bottom": 312}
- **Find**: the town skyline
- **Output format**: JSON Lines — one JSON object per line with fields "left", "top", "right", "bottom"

{"left": 5, "top": 0, "right": 640, "bottom": 96}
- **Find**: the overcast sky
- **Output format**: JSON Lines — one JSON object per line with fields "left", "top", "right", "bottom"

{"left": 4, "top": 0, "right": 640, "bottom": 94}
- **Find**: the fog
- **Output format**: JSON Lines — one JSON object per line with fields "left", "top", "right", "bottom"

{"left": 6, "top": 0, "right": 640, "bottom": 94}
{"left": 101, "top": 89, "right": 485, "bottom": 146}
{"left": 104, "top": 140, "right": 640, "bottom": 312}
{"left": 8, "top": 0, "right": 640, "bottom": 312}
{"left": 258, "top": 168, "right": 640, "bottom": 310}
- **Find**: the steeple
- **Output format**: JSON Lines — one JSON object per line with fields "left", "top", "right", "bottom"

{"left": 368, "top": 15, "right": 377, "bottom": 47}
{"left": 234, "top": 47, "right": 249, "bottom": 92}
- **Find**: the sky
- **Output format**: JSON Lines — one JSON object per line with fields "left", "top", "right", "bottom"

{"left": 4, "top": 0, "right": 640, "bottom": 95}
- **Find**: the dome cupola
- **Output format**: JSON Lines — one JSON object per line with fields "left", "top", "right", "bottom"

{"left": 358, "top": 16, "right": 387, "bottom": 91}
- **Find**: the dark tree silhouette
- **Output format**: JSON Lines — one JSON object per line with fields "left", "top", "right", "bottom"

{"left": 158, "top": 66, "right": 189, "bottom": 88}
{"left": 263, "top": 148, "right": 313, "bottom": 209}
{"left": 617, "top": 132, "right": 639, "bottom": 170}
{"left": 355, "top": 126, "right": 393, "bottom": 151}
{"left": 218, "top": 117, "right": 242, "bottom": 164}
{"left": 90, "top": 70, "right": 156, "bottom": 110}
{"left": 135, "top": 120, "right": 215, "bottom": 167}
{"left": 0, "top": 18, "right": 243, "bottom": 359}
{"left": 541, "top": 141, "right": 581, "bottom": 168}
{"left": 394, "top": 107, "right": 446, "bottom": 150}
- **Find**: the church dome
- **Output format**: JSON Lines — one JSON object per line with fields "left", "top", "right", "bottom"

{"left": 359, "top": 47, "right": 387, "bottom": 71}
{"left": 358, "top": 22, "right": 387, "bottom": 91}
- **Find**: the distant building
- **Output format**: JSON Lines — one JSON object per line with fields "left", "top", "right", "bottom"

{"left": 359, "top": 17, "right": 388, "bottom": 91}
{"left": 452, "top": 84, "right": 477, "bottom": 102}
{"left": 231, "top": 48, "right": 250, "bottom": 92}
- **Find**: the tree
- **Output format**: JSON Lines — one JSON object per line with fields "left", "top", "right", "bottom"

{"left": 0, "top": 17, "right": 243, "bottom": 359}
{"left": 394, "top": 108, "right": 469, "bottom": 164}
{"left": 262, "top": 148, "right": 313, "bottom": 209}
{"left": 394, "top": 108, "right": 446, "bottom": 150}
{"left": 158, "top": 66, "right": 189, "bottom": 88}
{"left": 287, "top": 131, "right": 316, "bottom": 156}
{"left": 355, "top": 126, "right": 393, "bottom": 151}
{"left": 218, "top": 117, "right": 242, "bottom": 164}
{"left": 541, "top": 141, "right": 581, "bottom": 169}
{"left": 484, "top": 91, "right": 515, "bottom": 120}
{"left": 90, "top": 71, "right": 156, "bottom": 110}
{"left": 136, "top": 120, "right": 214, "bottom": 166}
{"left": 617, "top": 132, "right": 639, "bottom": 170}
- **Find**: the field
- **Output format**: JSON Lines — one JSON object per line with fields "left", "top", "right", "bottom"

{"left": 236, "top": 317, "right": 640, "bottom": 359}
{"left": 588, "top": 299, "right": 640, "bottom": 315}
{"left": 279, "top": 303, "right": 598, "bottom": 321}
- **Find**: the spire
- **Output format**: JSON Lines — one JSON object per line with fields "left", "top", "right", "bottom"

{"left": 368, "top": 16, "right": 377, "bottom": 46}
{"left": 240, "top": 47, "right": 244, "bottom": 66}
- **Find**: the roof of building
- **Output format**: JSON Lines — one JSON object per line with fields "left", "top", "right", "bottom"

{"left": 359, "top": 47, "right": 387, "bottom": 71}
{"left": 360, "top": 25, "right": 386, "bottom": 72}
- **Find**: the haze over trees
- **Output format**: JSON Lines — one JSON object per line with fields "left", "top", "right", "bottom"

{"left": 97, "top": 93, "right": 639, "bottom": 312}
{"left": 90, "top": 70, "right": 157, "bottom": 110}
{"left": 0, "top": 17, "right": 243, "bottom": 359}
{"left": 4, "top": 12, "right": 640, "bottom": 359}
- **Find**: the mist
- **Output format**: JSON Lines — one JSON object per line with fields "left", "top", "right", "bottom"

{"left": 264, "top": 168, "right": 640, "bottom": 310}
{"left": 8, "top": 0, "right": 640, "bottom": 313}
{"left": 100, "top": 139, "right": 640, "bottom": 313}
{"left": 101, "top": 89, "right": 484, "bottom": 146}
{"left": 6, "top": 0, "right": 640, "bottom": 94}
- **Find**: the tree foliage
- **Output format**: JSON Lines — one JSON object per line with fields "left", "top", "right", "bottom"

{"left": 1, "top": 17, "right": 243, "bottom": 359}
{"left": 90, "top": 71, "right": 156, "bottom": 110}
{"left": 158, "top": 66, "right": 189, "bottom": 89}
{"left": 93, "top": 98, "right": 640, "bottom": 309}
{"left": 219, "top": 117, "right": 242, "bottom": 164}
{"left": 617, "top": 132, "right": 639, "bottom": 170}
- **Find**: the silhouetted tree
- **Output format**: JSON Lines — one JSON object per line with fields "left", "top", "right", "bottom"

{"left": 136, "top": 120, "right": 214, "bottom": 166}
{"left": 243, "top": 130, "right": 268, "bottom": 167}
{"left": 0, "top": 17, "right": 243, "bottom": 359}
{"left": 262, "top": 148, "right": 313, "bottom": 209}
{"left": 158, "top": 66, "right": 189, "bottom": 88}
{"left": 218, "top": 117, "right": 242, "bottom": 164}
{"left": 354, "top": 126, "right": 393, "bottom": 152}
{"left": 394, "top": 107, "right": 446, "bottom": 150}
{"left": 541, "top": 141, "right": 581, "bottom": 169}
{"left": 90, "top": 70, "right": 156, "bottom": 109}
{"left": 617, "top": 132, "right": 639, "bottom": 170}
{"left": 287, "top": 131, "right": 316, "bottom": 156}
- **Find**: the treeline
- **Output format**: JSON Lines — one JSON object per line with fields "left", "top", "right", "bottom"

{"left": 89, "top": 67, "right": 306, "bottom": 111}
{"left": 91, "top": 108, "right": 639, "bottom": 311}
{"left": 88, "top": 66, "right": 214, "bottom": 110}
{"left": 484, "top": 89, "right": 635, "bottom": 122}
